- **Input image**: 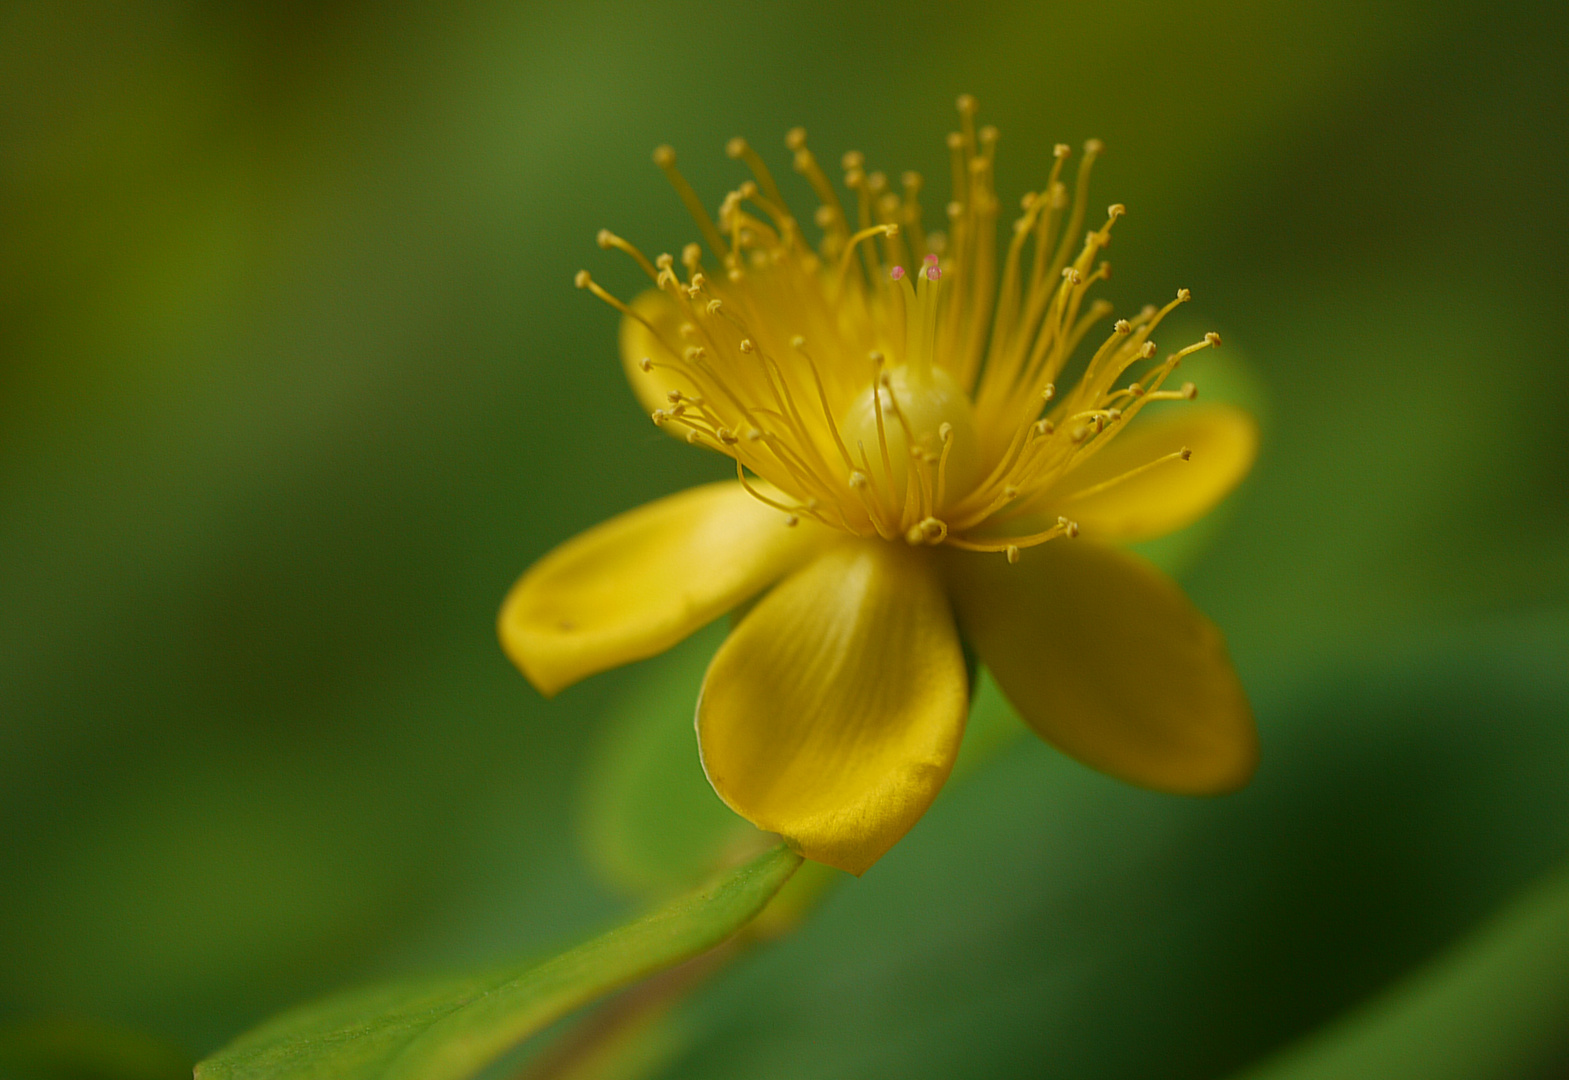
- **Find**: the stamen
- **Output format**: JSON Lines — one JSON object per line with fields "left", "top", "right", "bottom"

{"left": 947, "top": 514, "right": 1079, "bottom": 554}
{"left": 726, "top": 136, "right": 787, "bottom": 208}
{"left": 935, "top": 423, "right": 955, "bottom": 510}
{"left": 596, "top": 230, "right": 659, "bottom": 281}
{"left": 1059, "top": 447, "right": 1193, "bottom": 502}
{"left": 833, "top": 223, "right": 899, "bottom": 294}
{"left": 652, "top": 146, "right": 729, "bottom": 260}
{"left": 575, "top": 271, "right": 675, "bottom": 350}
{"left": 787, "top": 127, "right": 851, "bottom": 249}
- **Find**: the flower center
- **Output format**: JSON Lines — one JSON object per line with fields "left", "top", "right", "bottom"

{"left": 835, "top": 257, "right": 981, "bottom": 521}
{"left": 837, "top": 363, "right": 981, "bottom": 518}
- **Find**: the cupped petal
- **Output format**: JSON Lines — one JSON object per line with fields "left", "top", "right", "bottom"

{"left": 619, "top": 289, "right": 693, "bottom": 424}
{"left": 1042, "top": 404, "right": 1258, "bottom": 544}
{"left": 697, "top": 542, "right": 969, "bottom": 875}
{"left": 942, "top": 541, "right": 1256, "bottom": 794}
{"left": 499, "top": 482, "right": 823, "bottom": 696}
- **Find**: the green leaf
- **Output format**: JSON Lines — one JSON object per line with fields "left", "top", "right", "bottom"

{"left": 1231, "top": 862, "right": 1569, "bottom": 1080}
{"left": 195, "top": 844, "right": 801, "bottom": 1080}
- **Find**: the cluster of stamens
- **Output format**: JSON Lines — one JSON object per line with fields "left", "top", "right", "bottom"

{"left": 576, "top": 95, "right": 1218, "bottom": 559}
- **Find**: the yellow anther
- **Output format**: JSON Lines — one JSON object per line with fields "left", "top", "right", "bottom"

{"left": 573, "top": 269, "right": 591, "bottom": 288}
{"left": 1114, "top": 319, "right": 1132, "bottom": 333}
{"left": 1180, "top": 446, "right": 1193, "bottom": 461}
{"left": 848, "top": 471, "right": 868, "bottom": 488}
{"left": 1176, "top": 287, "right": 1192, "bottom": 302}
{"left": 785, "top": 514, "right": 799, "bottom": 527}
{"left": 1084, "top": 139, "right": 1105, "bottom": 156}
{"left": 652, "top": 145, "right": 675, "bottom": 167}
{"left": 1033, "top": 419, "right": 1055, "bottom": 436}
{"left": 956, "top": 93, "right": 977, "bottom": 115}
{"left": 1107, "top": 204, "right": 1126, "bottom": 219}
{"left": 785, "top": 127, "right": 807, "bottom": 150}
{"left": 1054, "top": 143, "right": 1071, "bottom": 158}
{"left": 1139, "top": 342, "right": 1158, "bottom": 359}
{"left": 1006, "top": 545, "right": 1021, "bottom": 564}
{"left": 638, "top": 357, "right": 653, "bottom": 372}
{"left": 1206, "top": 331, "right": 1222, "bottom": 347}
{"left": 790, "top": 335, "right": 806, "bottom": 349}
{"left": 1180, "top": 381, "right": 1198, "bottom": 399}
{"left": 739, "top": 338, "right": 756, "bottom": 353}
{"left": 1042, "top": 383, "right": 1056, "bottom": 401}
{"left": 841, "top": 150, "right": 864, "bottom": 171}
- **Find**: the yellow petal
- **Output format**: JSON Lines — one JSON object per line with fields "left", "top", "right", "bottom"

{"left": 619, "top": 289, "right": 694, "bottom": 426}
{"left": 697, "top": 543, "right": 968, "bottom": 875}
{"left": 1044, "top": 404, "right": 1258, "bottom": 543}
{"left": 499, "top": 482, "right": 822, "bottom": 696}
{"left": 942, "top": 541, "right": 1256, "bottom": 794}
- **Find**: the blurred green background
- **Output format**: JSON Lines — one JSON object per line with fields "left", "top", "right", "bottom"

{"left": 2, "top": 1, "right": 1566, "bottom": 1077}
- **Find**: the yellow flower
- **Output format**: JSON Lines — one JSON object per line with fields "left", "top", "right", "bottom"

{"left": 500, "top": 97, "right": 1258, "bottom": 875}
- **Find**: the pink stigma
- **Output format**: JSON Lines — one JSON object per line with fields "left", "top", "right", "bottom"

{"left": 890, "top": 265, "right": 906, "bottom": 281}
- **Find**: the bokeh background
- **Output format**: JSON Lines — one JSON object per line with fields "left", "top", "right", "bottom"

{"left": 2, "top": 1, "right": 1566, "bottom": 1077}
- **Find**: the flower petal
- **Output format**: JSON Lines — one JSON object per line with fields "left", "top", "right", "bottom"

{"left": 1045, "top": 404, "right": 1258, "bottom": 543}
{"left": 942, "top": 541, "right": 1256, "bottom": 794}
{"left": 619, "top": 289, "right": 693, "bottom": 424}
{"left": 697, "top": 543, "right": 968, "bottom": 875}
{"left": 499, "top": 482, "right": 822, "bottom": 696}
